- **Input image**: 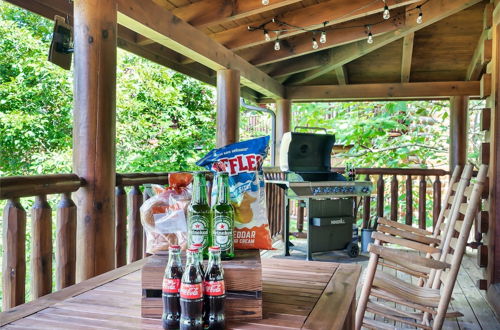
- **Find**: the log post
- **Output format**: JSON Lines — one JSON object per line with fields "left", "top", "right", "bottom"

{"left": 31, "top": 195, "right": 53, "bottom": 299}
{"left": 73, "top": 0, "right": 117, "bottom": 281}
{"left": 449, "top": 96, "right": 469, "bottom": 172}
{"left": 56, "top": 193, "right": 77, "bottom": 290}
{"left": 2, "top": 199, "right": 26, "bottom": 310}
{"left": 115, "top": 186, "right": 127, "bottom": 267}
{"left": 276, "top": 99, "right": 292, "bottom": 166}
{"left": 216, "top": 69, "right": 240, "bottom": 147}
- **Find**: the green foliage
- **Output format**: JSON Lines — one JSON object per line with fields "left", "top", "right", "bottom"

{"left": 293, "top": 101, "right": 449, "bottom": 168}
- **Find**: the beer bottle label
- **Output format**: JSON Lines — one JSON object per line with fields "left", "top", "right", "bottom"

{"left": 189, "top": 215, "right": 209, "bottom": 249}
{"left": 214, "top": 215, "right": 233, "bottom": 251}
{"left": 162, "top": 278, "right": 181, "bottom": 293}
{"left": 180, "top": 283, "right": 203, "bottom": 299}
{"left": 204, "top": 280, "right": 225, "bottom": 296}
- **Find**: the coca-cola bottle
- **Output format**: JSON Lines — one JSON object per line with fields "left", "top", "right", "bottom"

{"left": 162, "top": 245, "right": 183, "bottom": 330}
{"left": 180, "top": 248, "right": 204, "bottom": 330}
{"left": 203, "top": 247, "right": 225, "bottom": 330}
{"left": 190, "top": 243, "right": 205, "bottom": 275}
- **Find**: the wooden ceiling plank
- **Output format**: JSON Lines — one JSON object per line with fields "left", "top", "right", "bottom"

{"left": 211, "top": 0, "right": 420, "bottom": 51}
{"left": 171, "top": 0, "right": 303, "bottom": 29}
{"left": 401, "top": 32, "right": 415, "bottom": 82}
{"left": 285, "top": 0, "right": 483, "bottom": 86}
{"left": 335, "top": 66, "right": 349, "bottom": 85}
{"left": 116, "top": 0, "right": 284, "bottom": 97}
{"left": 241, "top": 10, "right": 405, "bottom": 66}
{"left": 285, "top": 81, "right": 480, "bottom": 101}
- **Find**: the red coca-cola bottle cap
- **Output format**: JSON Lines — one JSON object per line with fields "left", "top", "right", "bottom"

{"left": 208, "top": 246, "right": 221, "bottom": 252}
{"left": 187, "top": 248, "right": 198, "bottom": 253}
{"left": 169, "top": 245, "right": 181, "bottom": 251}
{"left": 191, "top": 243, "right": 203, "bottom": 250}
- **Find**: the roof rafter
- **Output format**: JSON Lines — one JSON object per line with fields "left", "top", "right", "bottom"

{"left": 116, "top": 0, "right": 284, "bottom": 98}
{"left": 240, "top": 10, "right": 405, "bottom": 66}
{"left": 401, "top": 32, "right": 414, "bottom": 82}
{"left": 210, "top": 0, "right": 420, "bottom": 51}
{"left": 285, "top": 0, "right": 483, "bottom": 85}
{"left": 335, "top": 66, "right": 349, "bottom": 85}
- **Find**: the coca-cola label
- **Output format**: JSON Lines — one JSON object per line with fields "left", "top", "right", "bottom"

{"left": 204, "top": 280, "right": 225, "bottom": 296}
{"left": 180, "top": 283, "right": 203, "bottom": 299}
{"left": 162, "top": 278, "right": 181, "bottom": 293}
{"left": 214, "top": 215, "right": 233, "bottom": 251}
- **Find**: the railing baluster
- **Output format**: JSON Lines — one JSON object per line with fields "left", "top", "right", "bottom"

{"left": 377, "top": 175, "right": 384, "bottom": 217}
{"left": 363, "top": 175, "right": 370, "bottom": 229}
{"left": 297, "top": 203, "right": 304, "bottom": 232}
{"left": 31, "top": 195, "right": 52, "bottom": 299}
{"left": 128, "top": 185, "right": 143, "bottom": 263}
{"left": 390, "top": 175, "right": 398, "bottom": 221}
{"left": 115, "top": 186, "right": 127, "bottom": 268}
{"left": 418, "top": 176, "right": 427, "bottom": 229}
{"left": 2, "top": 198, "right": 26, "bottom": 310}
{"left": 56, "top": 193, "right": 76, "bottom": 290}
{"left": 405, "top": 175, "right": 413, "bottom": 226}
{"left": 433, "top": 175, "right": 442, "bottom": 230}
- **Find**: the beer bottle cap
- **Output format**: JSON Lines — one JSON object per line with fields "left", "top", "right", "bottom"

{"left": 208, "top": 246, "right": 221, "bottom": 252}
{"left": 169, "top": 245, "right": 181, "bottom": 251}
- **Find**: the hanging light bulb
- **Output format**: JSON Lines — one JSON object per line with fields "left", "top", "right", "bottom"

{"left": 262, "top": 0, "right": 269, "bottom": 5}
{"left": 274, "top": 39, "right": 280, "bottom": 51}
{"left": 312, "top": 38, "right": 319, "bottom": 49}
{"left": 264, "top": 30, "right": 271, "bottom": 41}
{"left": 383, "top": 4, "right": 390, "bottom": 20}
{"left": 320, "top": 31, "right": 327, "bottom": 44}
{"left": 416, "top": 6, "right": 423, "bottom": 24}
{"left": 367, "top": 32, "right": 374, "bottom": 44}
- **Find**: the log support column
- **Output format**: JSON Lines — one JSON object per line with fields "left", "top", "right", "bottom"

{"left": 276, "top": 99, "right": 292, "bottom": 167}
{"left": 216, "top": 69, "right": 240, "bottom": 147}
{"left": 73, "top": 0, "right": 117, "bottom": 282}
{"left": 449, "top": 96, "right": 469, "bottom": 172}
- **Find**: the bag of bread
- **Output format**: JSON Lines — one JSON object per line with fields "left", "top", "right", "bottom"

{"left": 196, "top": 136, "right": 273, "bottom": 250}
{"left": 140, "top": 172, "right": 193, "bottom": 254}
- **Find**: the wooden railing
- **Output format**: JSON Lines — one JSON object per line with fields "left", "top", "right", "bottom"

{"left": 1, "top": 167, "right": 447, "bottom": 311}
{"left": 263, "top": 168, "right": 449, "bottom": 240}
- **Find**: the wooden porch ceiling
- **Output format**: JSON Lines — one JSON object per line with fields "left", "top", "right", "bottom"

{"left": 7, "top": 0, "right": 487, "bottom": 101}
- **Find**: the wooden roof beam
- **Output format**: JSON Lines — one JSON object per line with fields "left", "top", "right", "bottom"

{"left": 283, "top": 81, "right": 480, "bottom": 102}
{"left": 335, "top": 66, "right": 349, "bottom": 85}
{"left": 401, "top": 32, "right": 415, "bottom": 82}
{"left": 170, "top": 0, "right": 303, "bottom": 29}
{"left": 116, "top": 0, "right": 284, "bottom": 98}
{"left": 240, "top": 11, "right": 405, "bottom": 66}
{"left": 466, "top": 4, "right": 494, "bottom": 81}
{"left": 211, "top": 0, "right": 420, "bottom": 51}
{"left": 285, "top": 0, "right": 483, "bottom": 85}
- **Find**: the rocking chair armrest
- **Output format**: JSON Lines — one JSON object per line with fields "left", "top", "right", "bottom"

{"left": 378, "top": 217, "right": 433, "bottom": 237}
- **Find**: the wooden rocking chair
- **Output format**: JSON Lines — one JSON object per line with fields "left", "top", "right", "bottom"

{"left": 355, "top": 164, "right": 488, "bottom": 330}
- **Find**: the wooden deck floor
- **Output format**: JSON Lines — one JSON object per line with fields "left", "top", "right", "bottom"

{"left": 262, "top": 240, "right": 500, "bottom": 329}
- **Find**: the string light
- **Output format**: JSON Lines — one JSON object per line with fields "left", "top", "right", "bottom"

{"left": 366, "top": 25, "right": 373, "bottom": 44}
{"left": 264, "top": 30, "right": 271, "bottom": 41}
{"left": 247, "top": 0, "right": 429, "bottom": 53}
{"left": 312, "top": 37, "right": 319, "bottom": 49}
{"left": 320, "top": 31, "right": 327, "bottom": 44}
{"left": 383, "top": 2, "right": 390, "bottom": 20}
{"left": 274, "top": 39, "right": 280, "bottom": 51}
{"left": 416, "top": 6, "right": 423, "bottom": 24}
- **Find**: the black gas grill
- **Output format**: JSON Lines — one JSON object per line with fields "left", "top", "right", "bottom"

{"left": 269, "top": 130, "right": 372, "bottom": 260}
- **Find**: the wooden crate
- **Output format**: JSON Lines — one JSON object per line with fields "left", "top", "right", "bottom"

{"left": 141, "top": 249, "right": 262, "bottom": 320}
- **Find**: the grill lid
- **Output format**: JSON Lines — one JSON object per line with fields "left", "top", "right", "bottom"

{"left": 279, "top": 132, "right": 335, "bottom": 172}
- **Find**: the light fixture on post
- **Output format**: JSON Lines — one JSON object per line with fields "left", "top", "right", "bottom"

{"left": 416, "top": 5, "right": 423, "bottom": 24}
{"left": 383, "top": 1, "right": 390, "bottom": 20}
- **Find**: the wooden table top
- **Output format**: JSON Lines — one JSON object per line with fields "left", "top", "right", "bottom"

{"left": 1, "top": 257, "right": 361, "bottom": 330}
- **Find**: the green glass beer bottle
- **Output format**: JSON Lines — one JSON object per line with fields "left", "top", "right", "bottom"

{"left": 211, "top": 172, "right": 235, "bottom": 260}
{"left": 187, "top": 172, "right": 211, "bottom": 258}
